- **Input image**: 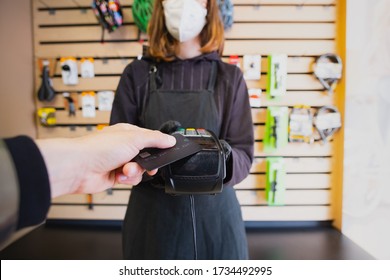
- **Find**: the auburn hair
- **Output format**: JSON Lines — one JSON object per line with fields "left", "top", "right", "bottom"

{"left": 147, "top": 0, "right": 225, "bottom": 61}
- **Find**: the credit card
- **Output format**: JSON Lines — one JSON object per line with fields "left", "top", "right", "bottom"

{"left": 132, "top": 133, "right": 202, "bottom": 171}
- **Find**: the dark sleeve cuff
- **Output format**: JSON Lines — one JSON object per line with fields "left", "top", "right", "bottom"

{"left": 4, "top": 136, "right": 51, "bottom": 229}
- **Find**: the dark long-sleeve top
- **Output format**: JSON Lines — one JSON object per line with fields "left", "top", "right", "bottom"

{"left": 0, "top": 136, "right": 50, "bottom": 247}
{"left": 110, "top": 51, "right": 254, "bottom": 187}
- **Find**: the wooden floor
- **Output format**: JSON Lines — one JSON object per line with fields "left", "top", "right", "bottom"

{"left": 0, "top": 222, "right": 374, "bottom": 260}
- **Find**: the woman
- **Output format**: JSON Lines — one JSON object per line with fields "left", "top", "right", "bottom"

{"left": 110, "top": 0, "right": 254, "bottom": 259}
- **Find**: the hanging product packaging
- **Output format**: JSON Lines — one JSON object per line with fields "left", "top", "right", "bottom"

{"left": 60, "top": 57, "right": 79, "bottom": 85}
{"left": 81, "top": 91, "right": 96, "bottom": 118}
{"left": 266, "top": 157, "right": 286, "bottom": 206}
{"left": 248, "top": 88, "right": 262, "bottom": 108}
{"left": 313, "top": 53, "right": 342, "bottom": 95}
{"left": 80, "top": 58, "right": 95, "bottom": 78}
{"left": 289, "top": 105, "right": 314, "bottom": 144}
{"left": 92, "top": 0, "right": 123, "bottom": 42}
{"left": 132, "top": 0, "right": 154, "bottom": 33}
{"left": 97, "top": 91, "right": 114, "bottom": 111}
{"left": 228, "top": 55, "right": 241, "bottom": 68}
{"left": 264, "top": 106, "right": 289, "bottom": 152}
{"left": 314, "top": 105, "right": 342, "bottom": 143}
{"left": 37, "top": 108, "right": 56, "bottom": 126}
{"left": 267, "top": 54, "right": 287, "bottom": 99}
{"left": 243, "top": 54, "right": 261, "bottom": 80}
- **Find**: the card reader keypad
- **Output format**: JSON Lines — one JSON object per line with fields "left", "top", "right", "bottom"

{"left": 173, "top": 128, "right": 211, "bottom": 137}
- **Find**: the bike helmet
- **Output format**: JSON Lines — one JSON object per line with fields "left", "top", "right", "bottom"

{"left": 217, "top": 0, "right": 234, "bottom": 30}
{"left": 132, "top": 0, "right": 155, "bottom": 33}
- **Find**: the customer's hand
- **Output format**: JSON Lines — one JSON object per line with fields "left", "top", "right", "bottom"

{"left": 36, "top": 124, "right": 176, "bottom": 197}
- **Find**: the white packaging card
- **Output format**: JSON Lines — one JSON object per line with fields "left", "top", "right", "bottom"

{"left": 248, "top": 88, "right": 262, "bottom": 107}
{"left": 243, "top": 54, "right": 261, "bottom": 80}
{"left": 61, "top": 59, "right": 79, "bottom": 85}
{"left": 81, "top": 59, "right": 95, "bottom": 78}
{"left": 98, "top": 91, "right": 114, "bottom": 111}
{"left": 82, "top": 93, "right": 96, "bottom": 118}
{"left": 315, "top": 112, "right": 342, "bottom": 130}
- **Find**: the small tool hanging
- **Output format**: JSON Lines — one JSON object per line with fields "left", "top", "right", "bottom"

{"left": 87, "top": 194, "right": 94, "bottom": 210}
{"left": 266, "top": 157, "right": 285, "bottom": 206}
{"left": 314, "top": 53, "right": 342, "bottom": 95}
{"left": 270, "top": 169, "right": 278, "bottom": 204}
{"left": 63, "top": 92, "right": 77, "bottom": 117}
{"left": 264, "top": 107, "right": 289, "bottom": 152}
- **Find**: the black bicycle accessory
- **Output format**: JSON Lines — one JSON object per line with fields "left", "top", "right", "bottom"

{"left": 272, "top": 115, "right": 280, "bottom": 148}
{"left": 162, "top": 128, "right": 226, "bottom": 195}
{"left": 37, "top": 64, "right": 55, "bottom": 102}
{"left": 271, "top": 169, "right": 278, "bottom": 204}
{"left": 314, "top": 53, "right": 343, "bottom": 95}
{"left": 63, "top": 92, "right": 76, "bottom": 116}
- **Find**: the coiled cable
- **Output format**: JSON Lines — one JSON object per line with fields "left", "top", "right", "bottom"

{"left": 314, "top": 105, "right": 342, "bottom": 143}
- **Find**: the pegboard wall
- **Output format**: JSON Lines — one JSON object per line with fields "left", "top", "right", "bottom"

{"left": 32, "top": 0, "right": 345, "bottom": 224}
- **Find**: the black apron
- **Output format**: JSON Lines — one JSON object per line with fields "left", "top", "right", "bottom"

{"left": 122, "top": 61, "right": 248, "bottom": 260}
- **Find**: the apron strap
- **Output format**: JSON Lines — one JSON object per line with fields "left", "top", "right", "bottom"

{"left": 149, "top": 64, "right": 158, "bottom": 92}
{"left": 207, "top": 61, "right": 218, "bottom": 92}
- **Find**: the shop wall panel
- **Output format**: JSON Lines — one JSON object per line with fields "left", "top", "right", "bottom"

{"left": 35, "top": 0, "right": 134, "bottom": 8}
{"left": 236, "top": 174, "right": 331, "bottom": 190}
{"left": 47, "top": 205, "right": 333, "bottom": 221}
{"left": 234, "top": 0, "right": 335, "bottom": 4}
{"left": 35, "top": 8, "right": 135, "bottom": 25}
{"left": 51, "top": 189, "right": 331, "bottom": 206}
{"left": 54, "top": 111, "right": 110, "bottom": 125}
{"left": 250, "top": 157, "right": 332, "bottom": 173}
{"left": 236, "top": 190, "right": 331, "bottom": 205}
{"left": 241, "top": 206, "right": 332, "bottom": 221}
{"left": 225, "top": 23, "right": 335, "bottom": 39}
{"left": 38, "top": 23, "right": 335, "bottom": 42}
{"left": 254, "top": 142, "right": 333, "bottom": 157}
{"left": 233, "top": 6, "right": 335, "bottom": 22}
{"left": 47, "top": 205, "right": 127, "bottom": 220}
{"left": 51, "top": 76, "right": 120, "bottom": 91}
{"left": 37, "top": 26, "right": 139, "bottom": 42}
{"left": 32, "top": 0, "right": 341, "bottom": 223}
{"left": 35, "top": 40, "right": 334, "bottom": 57}
{"left": 35, "top": 42, "right": 144, "bottom": 58}
{"left": 35, "top": 0, "right": 335, "bottom": 9}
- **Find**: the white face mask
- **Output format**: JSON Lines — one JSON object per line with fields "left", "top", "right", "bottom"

{"left": 162, "top": 0, "right": 207, "bottom": 42}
